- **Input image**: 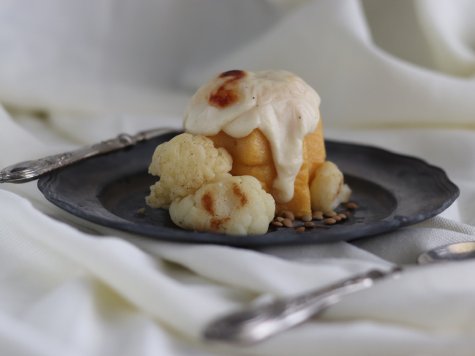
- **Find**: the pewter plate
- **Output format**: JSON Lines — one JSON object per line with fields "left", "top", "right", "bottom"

{"left": 37, "top": 131, "right": 459, "bottom": 246}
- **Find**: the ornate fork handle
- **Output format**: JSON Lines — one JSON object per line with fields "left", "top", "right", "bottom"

{"left": 0, "top": 128, "right": 180, "bottom": 184}
{"left": 203, "top": 267, "right": 402, "bottom": 345}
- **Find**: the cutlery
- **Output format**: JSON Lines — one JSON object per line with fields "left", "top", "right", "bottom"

{"left": 0, "top": 128, "right": 180, "bottom": 184}
{"left": 204, "top": 267, "right": 402, "bottom": 345}
{"left": 204, "top": 241, "right": 475, "bottom": 346}
{"left": 417, "top": 241, "right": 475, "bottom": 264}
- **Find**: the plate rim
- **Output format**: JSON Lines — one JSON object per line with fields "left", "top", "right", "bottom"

{"left": 37, "top": 135, "right": 460, "bottom": 246}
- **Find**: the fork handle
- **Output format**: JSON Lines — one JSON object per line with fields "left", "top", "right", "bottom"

{"left": 0, "top": 128, "right": 179, "bottom": 183}
{"left": 203, "top": 268, "right": 401, "bottom": 345}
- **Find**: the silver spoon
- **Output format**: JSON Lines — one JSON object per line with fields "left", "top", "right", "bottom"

{"left": 417, "top": 241, "right": 475, "bottom": 265}
{"left": 204, "top": 242, "right": 475, "bottom": 346}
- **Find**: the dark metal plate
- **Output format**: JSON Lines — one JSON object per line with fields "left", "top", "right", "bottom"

{"left": 37, "top": 131, "right": 459, "bottom": 246}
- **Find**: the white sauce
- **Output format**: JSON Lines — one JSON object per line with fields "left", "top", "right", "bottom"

{"left": 183, "top": 70, "right": 321, "bottom": 203}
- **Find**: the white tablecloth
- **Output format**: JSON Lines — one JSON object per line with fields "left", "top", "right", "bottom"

{"left": 1, "top": 1, "right": 475, "bottom": 355}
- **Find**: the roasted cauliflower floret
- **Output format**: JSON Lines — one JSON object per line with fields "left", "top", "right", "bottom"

{"left": 310, "top": 161, "right": 351, "bottom": 216}
{"left": 146, "top": 133, "right": 233, "bottom": 208}
{"left": 169, "top": 175, "right": 275, "bottom": 235}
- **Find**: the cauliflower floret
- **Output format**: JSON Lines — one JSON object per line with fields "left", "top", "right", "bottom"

{"left": 146, "top": 133, "right": 233, "bottom": 208}
{"left": 310, "top": 161, "right": 351, "bottom": 216}
{"left": 169, "top": 175, "right": 275, "bottom": 235}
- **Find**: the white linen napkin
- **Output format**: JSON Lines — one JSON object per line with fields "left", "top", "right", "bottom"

{"left": 2, "top": 1, "right": 475, "bottom": 355}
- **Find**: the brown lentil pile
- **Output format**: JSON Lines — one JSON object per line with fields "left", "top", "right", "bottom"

{"left": 270, "top": 205, "right": 358, "bottom": 231}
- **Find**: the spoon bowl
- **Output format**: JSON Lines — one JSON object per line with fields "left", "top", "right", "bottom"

{"left": 417, "top": 242, "right": 475, "bottom": 265}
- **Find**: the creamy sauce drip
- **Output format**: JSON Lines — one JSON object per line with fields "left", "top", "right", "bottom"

{"left": 183, "top": 70, "right": 321, "bottom": 203}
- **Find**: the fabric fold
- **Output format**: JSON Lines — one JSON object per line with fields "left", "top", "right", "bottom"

{"left": 1, "top": 1, "right": 475, "bottom": 355}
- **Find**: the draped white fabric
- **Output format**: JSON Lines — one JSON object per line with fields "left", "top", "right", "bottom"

{"left": 1, "top": 1, "right": 475, "bottom": 355}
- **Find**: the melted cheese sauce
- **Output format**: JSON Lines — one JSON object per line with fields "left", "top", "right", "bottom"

{"left": 183, "top": 70, "right": 321, "bottom": 203}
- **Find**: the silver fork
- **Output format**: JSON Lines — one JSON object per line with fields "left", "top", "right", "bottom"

{"left": 0, "top": 128, "right": 180, "bottom": 184}
{"left": 204, "top": 241, "right": 475, "bottom": 346}
{"left": 203, "top": 266, "right": 402, "bottom": 345}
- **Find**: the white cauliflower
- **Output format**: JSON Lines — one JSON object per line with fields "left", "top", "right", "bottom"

{"left": 310, "top": 161, "right": 351, "bottom": 216}
{"left": 169, "top": 175, "right": 275, "bottom": 235}
{"left": 146, "top": 133, "right": 233, "bottom": 208}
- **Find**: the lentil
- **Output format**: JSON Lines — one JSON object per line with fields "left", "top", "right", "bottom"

{"left": 284, "top": 211, "right": 295, "bottom": 221}
{"left": 324, "top": 218, "right": 336, "bottom": 225}
{"left": 283, "top": 218, "right": 293, "bottom": 227}
{"left": 302, "top": 214, "right": 312, "bottom": 222}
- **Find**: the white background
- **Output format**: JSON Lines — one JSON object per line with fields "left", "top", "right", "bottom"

{"left": 1, "top": 1, "right": 475, "bottom": 355}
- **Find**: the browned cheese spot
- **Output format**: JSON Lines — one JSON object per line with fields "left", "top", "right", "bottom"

{"left": 208, "top": 70, "right": 247, "bottom": 109}
{"left": 210, "top": 217, "right": 231, "bottom": 231}
{"left": 201, "top": 192, "right": 215, "bottom": 216}
{"left": 233, "top": 182, "right": 248, "bottom": 207}
{"left": 219, "top": 69, "right": 246, "bottom": 79}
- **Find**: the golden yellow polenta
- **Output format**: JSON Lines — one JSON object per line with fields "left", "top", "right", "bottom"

{"left": 207, "top": 120, "right": 325, "bottom": 218}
